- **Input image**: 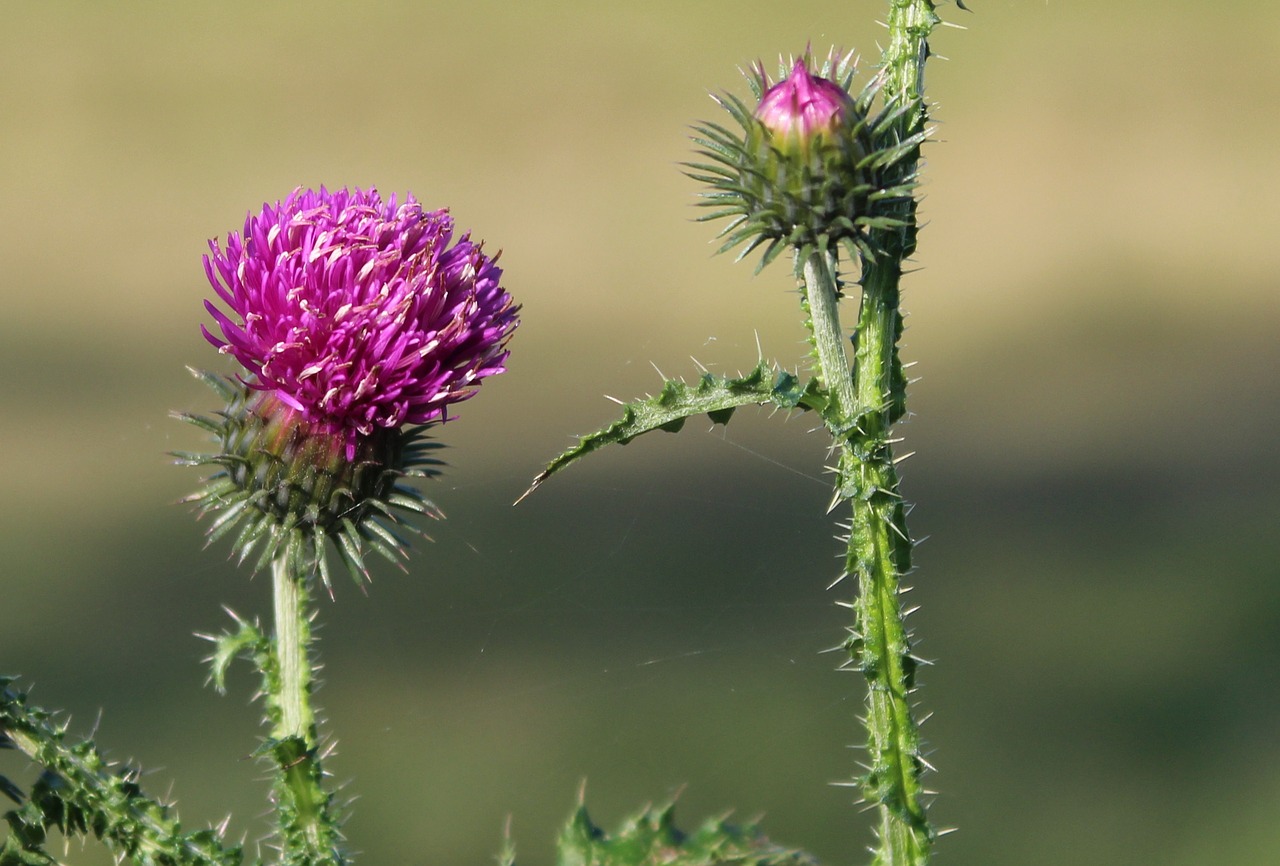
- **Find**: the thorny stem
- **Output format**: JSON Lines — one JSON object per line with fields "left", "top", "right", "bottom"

{"left": 883, "top": 0, "right": 941, "bottom": 122}
{"left": 268, "top": 555, "right": 344, "bottom": 866}
{"left": 806, "top": 3, "right": 943, "bottom": 863}
{"left": 804, "top": 249, "right": 931, "bottom": 866}
{"left": 802, "top": 250, "right": 858, "bottom": 419}
{"left": 855, "top": 262, "right": 931, "bottom": 866}
{"left": 272, "top": 556, "right": 314, "bottom": 746}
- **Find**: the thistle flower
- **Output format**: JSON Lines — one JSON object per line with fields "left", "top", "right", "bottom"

{"left": 178, "top": 187, "right": 519, "bottom": 585}
{"left": 687, "top": 50, "right": 923, "bottom": 269}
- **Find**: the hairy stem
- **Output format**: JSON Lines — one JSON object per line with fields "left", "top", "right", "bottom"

{"left": 804, "top": 250, "right": 930, "bottom": 865}
{"left": 853, "top": 259, "right": 931, "bottom": 866}
{"left": 883, "top": 0, "right": 941, "bottom": 119}
{"left": 809, "top": 4, "right": 945, "bottom": 862}
{"left": 801, "top": 250, "right": 858, "bottom": 421}
{"left": 272, "top": 557, "right": 314, "bottom": 746}
{"left": 267, "top": 555, "right": 344, "bottom": 866}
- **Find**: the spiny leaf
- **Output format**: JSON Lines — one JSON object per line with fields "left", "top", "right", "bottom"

{"left": 205, "top": 616, "right": 268, "bottom": 695}
{"left": 0, "top": 681, "right": 245, "bottom": 866}
{"left": 519, "top": 363, "right": 824, "bottom": 502}
{"left": 554, "top": 798, "right": 818, "bottom": 866}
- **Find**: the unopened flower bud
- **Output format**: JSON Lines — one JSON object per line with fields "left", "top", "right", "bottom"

{"left": 755, "top": 59, "right": 857, "bottom": 153}
{"left": 688, "top": 51, "right": 919, "bottom": 268}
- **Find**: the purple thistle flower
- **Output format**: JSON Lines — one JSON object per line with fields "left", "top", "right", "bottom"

{"left": 181, "top": 187, "right": 517, "bottom": 582}
{"left": 201, "top": 187, "right": 518, "bottom": 455}
{"left": 754, "top": 58, "right": 856, "bottom": 151}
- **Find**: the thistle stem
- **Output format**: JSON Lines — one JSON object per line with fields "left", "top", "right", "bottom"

{"left": 802, "top": 249, "right": 931, "bottom": 866}
{"left": 267, "top": 554, "right": 344, "bottom": 866}
{"left": 801, "top": 250, "right": 858, "bottom": 420}
{"left": 817, "top": 3, "right": 944, "bottom": 857}
{"left": 272, "top": 556, "right": 315, "bottom": 745}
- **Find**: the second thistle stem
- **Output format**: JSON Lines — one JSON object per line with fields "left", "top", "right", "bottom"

{"left": 802, "top": 251, "right": 858, "bottom": 420}
{"left": 801, "top": 249, "right": 931, "bottom": 866}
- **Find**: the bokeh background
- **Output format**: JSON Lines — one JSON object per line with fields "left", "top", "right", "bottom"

{"left": 2, "top": 2, "right": 1278, "bottom": 865}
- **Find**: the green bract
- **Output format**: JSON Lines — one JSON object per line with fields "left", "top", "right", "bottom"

{"left": 174, "top": 370, "right": 444, "bottom": 588}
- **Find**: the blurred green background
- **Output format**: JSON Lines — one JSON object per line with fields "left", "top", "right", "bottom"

{"left": 2, "top": 2, "right": 1278, "bottom": 865}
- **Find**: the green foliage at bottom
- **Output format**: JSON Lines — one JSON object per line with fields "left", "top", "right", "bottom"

{"left": 0, "top": 678, "right": 244, "bottom": 866}
{"left": 549, "top": 799, "right": 817, "bottom": 866}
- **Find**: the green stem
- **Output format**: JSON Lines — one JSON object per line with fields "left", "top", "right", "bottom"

{"left": 804, "top": 249, "right": 930, "bottom": 866}
{"left": 272, "top": 556, "right": 315, "bottom": 746}
{"left": 819, "top": 4, "right": 943, "bottom": 857}
{"left": 801, "top": 250, "right": 858, "bottom": 421}
{"left": 856, "top": 260, "right": 931, "bottom": 866}
{"left": 267, "top": 554, "right": 344, "bottom": 866}
{"left": 883, "top": 0, "right": 941, "bottom": 119}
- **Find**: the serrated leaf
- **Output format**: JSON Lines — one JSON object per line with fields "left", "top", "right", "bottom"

{"left": 520, "top": 363, "right": 824, "bottom": 502}
{"left": 554, "top": 798, "right": 818, "bottom": 866}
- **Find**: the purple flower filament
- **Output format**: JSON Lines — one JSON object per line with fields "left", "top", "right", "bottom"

{"left": 202, "top": 187, "right": 518, "bottom": 457}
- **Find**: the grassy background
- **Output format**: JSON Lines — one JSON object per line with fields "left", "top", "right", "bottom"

{"left": 2, "top": 2, "right": 1279, "bottom": 865}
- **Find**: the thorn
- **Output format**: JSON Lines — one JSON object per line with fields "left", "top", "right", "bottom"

{"left": 826, "top": 572, "right": 850, "bottom": 590}
{"left": 512, "top": 477, "right": 542, "bottom": 506}
{"left": 604, "top": 394, "right": 626, "bottom": 405}
{"left": 650, "top": 360, "right": 667, "bottom": 379}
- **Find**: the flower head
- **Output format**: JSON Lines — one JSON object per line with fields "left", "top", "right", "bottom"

{"left": 201, "top": 186, "right": 518, "bottom": 455}
{"left": 181, "top": 187, "right": 518, "bottom": 585}
{"left": 755, "top": 59, "right": 856, "bottom": 152}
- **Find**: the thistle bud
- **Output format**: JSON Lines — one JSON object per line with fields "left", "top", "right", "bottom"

{"left": 178, "top": 187, "right": 519, "bottom": 585}
{"left": 687, "top": 51, "right": 920, "bottom": 269}
{"left": 755, "top": 59, "right": 856, "bottom": 153}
